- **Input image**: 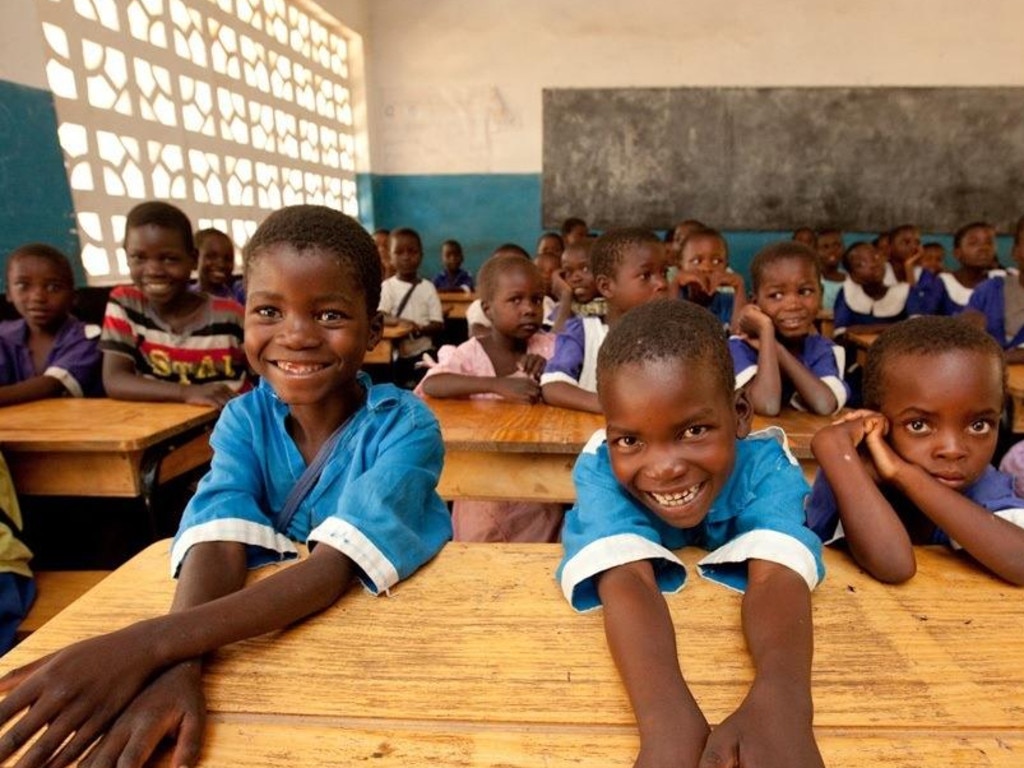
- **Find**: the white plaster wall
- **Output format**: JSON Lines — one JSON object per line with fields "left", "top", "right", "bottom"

{"left": 0, "top": 0, "right": 47, "bottom": 88}
{"left": 366, "top": 0, "right": 1024, "bottom": 174}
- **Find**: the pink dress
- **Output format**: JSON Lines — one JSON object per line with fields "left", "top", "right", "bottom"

{"left": 416, "top": 333, "right": 564, "bottom": 543}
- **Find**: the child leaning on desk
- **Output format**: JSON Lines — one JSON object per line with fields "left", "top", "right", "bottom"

{"left": 730, "top": 241, "right": 850, "bottom": 416}
{"left": 416, "top": 253, "right": 563, "bottom": 542}
{"left": 0, "top": 206, "right": 452, "bottom": 768}
{"left": 0, "top": 243, "right": 102, "bottom": 405}
{"left": 558, "top": 299, "right": 825, "bottom": 768}
{"left": 100, "top": 201, "right": 248, "bottom": 409}
{"left": 541, "top": 227, "right": 671, "bottom": 414}
{"left": 807, "top": 316, "right": 1024, "bottom": 585}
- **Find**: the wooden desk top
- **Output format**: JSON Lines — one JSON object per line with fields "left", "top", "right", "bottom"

{"left": 437, "top": 291, "right": 476, "bottom": 304}
{"left": 381, "top": 323, "right": 414, "bottom": 340}
{"left": 1007, "top": 363, "right": 1024, "bottom": 397}
{"left": 426, "top": 397, "right": 829, "bottom": 460}
{"left": 0, "top": 398, "right": 217, "bottom": 452}
{"left": 845, "top": 329, "right": 881, "bottom": 349}
{"left": 3, "top": 542, "right": 1020, "bottom": 767}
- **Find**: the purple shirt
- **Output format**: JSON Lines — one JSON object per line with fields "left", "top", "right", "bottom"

{"left": 0, "top": 315, "right": 103, "bottom": 397}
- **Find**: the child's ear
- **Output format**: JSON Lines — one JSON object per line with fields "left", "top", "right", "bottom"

{"left": 732, "top": 387, "right": 753, "bottom": 439}
{"left": 595, "top": 274, "right": 613, "bottom": 299}
{"left": 366, "top": 310, "right": 384, "bottom": 351}
{"left": 480, "top": 299, "right": 492, "bottom": 321}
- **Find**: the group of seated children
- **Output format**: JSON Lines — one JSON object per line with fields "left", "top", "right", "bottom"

{"left": 1, "top": 206, "right": 1023, "bottom": 768}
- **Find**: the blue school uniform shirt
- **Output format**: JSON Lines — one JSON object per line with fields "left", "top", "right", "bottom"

{"left": 833, "top": 280, "right": 908, "bottom": 336}
{"left": 967, "top": 275, "right": 1024, "bottom": 350}
{"left": 171, "top": 372, "right": 452, "bottom": 592}
{"left": 539, "top": 315, "right": 608, "bottom": 393}
{"left": 0, "top": 315, "right": 103, "bottom": 397}
{"left": 431, "top": 269, "right": 474, "bottom": 292}
{"left": 729, "top": 334, "right": 849, "bottom": 412}
{"left": 806, "top": 465, "right": 1024, "bottom": 547}
{"left": 680, "top": 287, "right": 733, "bottom": 328}
{"left": 557, "top": 428, "right": 824, "bottom": 612}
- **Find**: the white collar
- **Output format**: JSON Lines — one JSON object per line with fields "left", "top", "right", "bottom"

{"left": 842, "top": 278, "right": 909, "bottom": 318}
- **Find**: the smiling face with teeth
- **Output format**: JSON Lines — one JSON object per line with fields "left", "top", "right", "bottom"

{"left": 125, "top": 223, "right": 199, "bottom": 315}
{"left": 600, "top": 356, "right": 752, "bottom": 529}
{"left": 752, "top": 255, "right": 822, "bottom": 343}
{"left": 244, "top": 244, "right": 383, "bottom": 431}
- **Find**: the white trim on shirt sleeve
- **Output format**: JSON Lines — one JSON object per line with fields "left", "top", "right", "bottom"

{"left": 697, "top": 529, "right": 820, "bottom": 591}
{"left": 43, "top": 366, "right": 83, "bottom": 397}
{"left": 735, "top": 365, "right": 757, "bottom": 390}
{"left": 308, "top": 516, "right": 400, "bottom": 595}
{"left": 539, "top": 371, "right": 580, "bottom": 387}
{"left": 994, "top": 508, "right": 1024, "bottom": 528}
{"left": 560, "top": 533, "right": 685, "bottom": 607}
{"left": 170, "top": 519, "right": 297, "bottom": 576}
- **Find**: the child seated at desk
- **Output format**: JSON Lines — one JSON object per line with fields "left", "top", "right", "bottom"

{"left": 465, "top": 243, "right": 534, "bottom": 337}
{"left": 0, "top": 205, "right": 452, "bottom": 767}
{"left": 815, "top": 227, "right": 845, "bottom": 312}
{"left": 731, "top": 242, "right": 849, "bottom": 416}
{"left": 192, "top": 227, "right": 245, "bottom": 304}
{"left": 676, "top": 227, "right": 747, "bottom": 329}
{"left": 807, "top": 316, "right": 1024, "bottom": 585}
{"left": 0, "top": 451, "right": 34, "bottom": 655}
{"left": 378, "top": 227, "right": 444, "bottom": 387}
{"left": 100, "top": 201, "right": 248, "bottom": 408}
{"left": 417, "top": 254, "right": 563, "bottom": 542}
{"left": 547, "top": 238, "right": 606, "bottom": 332}
{"left": 833, "top": 241, "right": 922, "bottom": 338}
{"left": 965, "top": 224, "right": 1024, "bottom": 362}
{"left": 431, "top": 239, "right": 474, "bottom": 292}
{"left": 1, "top": 243, "right": 102, "bottom": 405}
{"left": 541, "top": 227, "right": 670, "bottom": 413}
{"left": 558, "top": 299, "right": 824, "bottom": 767}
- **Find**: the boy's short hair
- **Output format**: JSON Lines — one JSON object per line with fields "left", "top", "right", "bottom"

{"left": 750, "top": 241, "right": 821, "bottom": 293}
{"left": 244, "top": 205, "right": 382, "bottom": 313}
{"left": 679, "top": 227, "right": 728, "bottom": 257}
{"left": 590, "top": 227, "right": 661, "bottom": 280}
{"left": 953, "top": 221, "right": 994, "bottom": 249}
{"left": 125, "top": 201, "right": 195, "bottom": 253}
{"left": 597, "top": 299, "right": 734, "bottom": 395}
{"left": 863, "top": 316, "right": 1005, "bottom": 410}
{"left": 817, "top": 227, "right": 841, "bottom": 238}
{"left": 492, "top": 242, "right": 530, "bottom": 259}
{"left": 537, "top": 232, "right": 564, "bottom": 250}
{"left": 561, "top": 217, "right": 587, "bottom": 236}
{"left": 390, "top": 227, "right": 423, "bottom": 252}
{"left": 889, "top": 223, "right": 919, "bottom": 239}
{"left": 442, "top": 239, "right": 463, "bottom": 255}
{"left": 477, "top": 253, "right": 538, "bottom": 302}
{"left": 195, "top": 227, "right": 231, "bottom": 250}
{"left": 6, "top": 243, "right": 74, "bottom": 286}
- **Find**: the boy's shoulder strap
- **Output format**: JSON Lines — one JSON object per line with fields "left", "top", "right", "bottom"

{"left": 394, "top": 280, "right": 420, "bottom": 318}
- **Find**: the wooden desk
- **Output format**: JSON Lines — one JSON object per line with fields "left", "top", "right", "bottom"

{"left": 845, "top": 329, "right": 881, "bottom": 367}
{"left": 1007, "top": 364, "right": 1024, "bottom": 434}
{"left": 0, "top": 398, "right": 216, "bottom": 499}
{"left": 3, "top": 541, "right": 1020, "bottom": 767}
{"left": 363, "top": 324, "right": 415, "bottom": 366}
{"left": 426, "top": 398, "right": 830, "bottom": 502}
{"left": 816, "top": 310, "right": 834, "bottom": 338}
{"left": 438, "top": 291, "right": 476, "bottom": 320}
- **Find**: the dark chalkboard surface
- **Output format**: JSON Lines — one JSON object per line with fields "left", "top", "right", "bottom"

{"left": 542, "top": 87, "right": 1024, "bottom": 234}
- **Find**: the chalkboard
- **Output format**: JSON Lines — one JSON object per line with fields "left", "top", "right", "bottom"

{"left": 0, "top": 80, "right": 81, "bottom": 289}
{"left": 542, "top": 87, "right": 1024, "bottom": 234}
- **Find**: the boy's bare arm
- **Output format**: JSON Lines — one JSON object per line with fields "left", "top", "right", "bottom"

{"left": 541, "top": 381, "right": 601, "bottom": 413}
{"left": 866, "top": 432, "right": 1024, "bottom": 585}
{"left": 701, "top": 560, "right": 823, "bottom": 768}
{"left": 0, "top": 376, "right": 67, "bottom": 406}
{"left": 597, "top": 561, "right": 709, "bottom": 768}
{"left": 422, "top": 372, "right": 540, "bottom": 403}
{"left": 811, "top": 415, "right": 916, "bottom": 582}
{"left": 102, "top": 354, "right": 237, "bottom": 408}
{"left": 0, "top": 544, "right": 355, "bottom": 767}
{"left": 774, "top": 345, "right": 839, "bottom": 416}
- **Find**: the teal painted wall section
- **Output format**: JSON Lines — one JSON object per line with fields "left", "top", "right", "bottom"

{"left": 364, "top": 173, "right": 1017, "bottom": 283}
{"left": 0, "top": 79, "right": 82, "bottom": 290}
{"left": 369, "top": 174, "right": 544, "bottom": 277}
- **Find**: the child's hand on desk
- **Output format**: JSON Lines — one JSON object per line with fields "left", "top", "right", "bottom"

{"left": 492, "top": 376, "right": 542, "bottom": 404}
{"left": 78, "top": 661, "right": 205, "bottom": 768}
{"left": 700, "top": 689, "right": 823, "bottom": 768}
{"left": 518, "top": 353, "right": 547, "bottom": 380}
{"left": 0, "top": 627, "right": 162, "bottom": 767}
{"left": 184, "top": 380, "right": 239, "bottom": 409}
